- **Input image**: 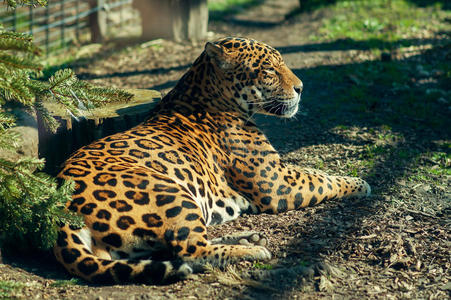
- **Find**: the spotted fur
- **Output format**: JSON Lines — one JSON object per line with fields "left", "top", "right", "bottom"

{"left": 54, "top": 37, "right": 371, "bottom": 284}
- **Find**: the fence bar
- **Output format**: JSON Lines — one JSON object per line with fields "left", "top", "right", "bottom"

{"left": 12, "top": 9, "right": 16, "bottom": 31}
{"left": 61, "top": 0, "right": 65, "bottom": 48}
{"left": 120, "top": 0, "right": 123, "bottom": 25}
{"left": 36, "top": 26, "right": 87, "bottom": 43}
{"left": 45, "top": 4, "right": 49, "bottom": 55}
{"left": 28, "top": 6, "right": 33, "bottom": 35}
{"left": 3, "top": 0, "right": 136, "bottom": 54}
{"left": 75, "top": 0, "right": 80, "bottom": 40}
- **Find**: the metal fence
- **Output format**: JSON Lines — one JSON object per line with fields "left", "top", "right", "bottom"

{"left": 0, "top": 0, "right": 140, "bottom": 54}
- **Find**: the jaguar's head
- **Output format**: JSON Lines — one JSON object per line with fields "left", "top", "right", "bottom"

{"left": 205, "top": 37, "right": 303, "bottom": 118}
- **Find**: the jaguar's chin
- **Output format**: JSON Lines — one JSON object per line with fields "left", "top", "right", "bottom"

{"left": 282, "top": 103, "right": 299, "bottom": 118}
{"left": 261, "top": 96, "right": 300, "bottom": 118}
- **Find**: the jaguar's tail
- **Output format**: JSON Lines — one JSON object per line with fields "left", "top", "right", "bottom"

{"left": 53, "top": 225, "right": 192, "bottom": 284}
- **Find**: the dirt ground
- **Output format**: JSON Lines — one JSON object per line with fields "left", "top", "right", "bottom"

{"left": 1, "top": 0, "right": 450, "bottom": 299}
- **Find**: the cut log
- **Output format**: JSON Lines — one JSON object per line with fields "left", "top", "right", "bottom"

{"left": 37, "top": 89, "right": 160, "bottom": 175}
{"left": 133, "top": 0, "right": 208, "bottom": 41}
{"left": 1, "top": 89, "right": 159, "bottom": 175}
{"left": 0, "top": 103, "right": 39, "bottom": 164}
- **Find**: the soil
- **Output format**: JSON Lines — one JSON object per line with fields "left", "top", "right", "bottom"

{"left": 1, "top": 0, "right": 450, "bottom": 299}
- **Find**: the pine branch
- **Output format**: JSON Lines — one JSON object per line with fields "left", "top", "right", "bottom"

{"left": 0, "top": 53, "right": 42, "bottom": 72}
{"left": 0, "top": 70, "right": 35, "bottom": 104}
{"left": 81, "top": 82, "right": 133, "bottom": 104}
{"left": 0, "top": 131, "right": 19, "bottom": 151}
{"left": 33, "top": 69, "right": 133, "bottom": 130}
{"left": 0, "top": 111, "right": 16, "bottom": 129}
{"left": 47, "top": 68, "right": 77, "bottom": 90}
{"left": 0, "top": 1, "right": 132, "bottom": 250}
{"left": 0, "top": 157, "right": 44, "bottom": 177}
{"left": 33, "top": 99, "right": 58, "bottom": 132}
{"left": 0, "top": 31, "right": 41, "bottom": 55}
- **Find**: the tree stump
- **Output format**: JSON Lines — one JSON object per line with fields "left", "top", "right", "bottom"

{"left": 133, "top": 0, "right": 208, "bottom": 42}
{"left": 88, "top": 0, "right": 107, "bottom": 43}
{"left": 0, "top": 103, "right": 39, "bottom": 165}
{"left": 38, "top": 89, "right": 160, "bottom": 175}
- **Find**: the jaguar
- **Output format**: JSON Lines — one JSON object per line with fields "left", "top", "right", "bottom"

{"left": 54, "top": 37, "right": 371, "bottom": 284}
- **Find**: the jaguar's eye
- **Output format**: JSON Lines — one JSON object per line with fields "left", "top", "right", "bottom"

{"left": 262, "top": 69, "right": 275, "bottom": 76}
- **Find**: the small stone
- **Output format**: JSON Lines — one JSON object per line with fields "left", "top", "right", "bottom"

{"left": 421, "top": 184, "right": 431, "bottom": 192}
{"left": 415, "top": 260, "right": 422, "bottom": 271}
{"left": 239, "top": 238, "right": 250, "bottom": 245}
{"left": 440, "top": 281, "right": 451, "bottom": 291}
{"left": 250, "top": 234, "right": 259, "bottom": 242}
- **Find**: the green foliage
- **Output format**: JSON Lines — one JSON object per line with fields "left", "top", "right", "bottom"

{"left": 0, "top": 2, "right": 132, "bottom": 251}
{"left": 0, "top": 165, "right": 84, "bottom": 250}
{"left": 0, "top": 280, "right": 24, "bottom": 298}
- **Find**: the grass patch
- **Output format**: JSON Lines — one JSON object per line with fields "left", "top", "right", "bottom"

{"left": 253, "top": 262, "right": 273, "bottom": 270}
{"left": 49, "top": 278, "right": 83, "bottom": 287}
{"left": 312, "top": 0, "right": 448, "bottom": 48}
{"left": 425, "top": 151, "right": 451, "bottom": 176}
{"left": 346, "top": 163, "right": 360, "bottom": 177}
{"left": 208, "top": 0, "right": 264, "bottom": 20}
{"left": 315, "top": 159, "right": 325, "bottom": 170}
{"left": 361, "top": 145, "right": 389, "bottom": 159}
{"left": 408, "top": 172, "right": 429, "bottom": 182}
{"left": 297, "top": 260, "right": 311, "bottom": 267}
{"left": 0, "top": 280, "right": 24, "bottom": 299}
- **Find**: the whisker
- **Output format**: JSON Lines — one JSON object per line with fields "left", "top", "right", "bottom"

{"left": 246, "top": 100, "right": 274, "bottom": 105}
{"left": 245, "top": 107, "right": 263, "bottom": 125}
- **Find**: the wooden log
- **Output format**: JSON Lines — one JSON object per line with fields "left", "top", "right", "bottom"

{"left": 1, "top": 89, "right": 159, "bottom": 175}
{"left": 0, "top": 103, "right": 39, "bottom": 164}
{"left": 133, "top": 0, "right": 208, "bottom": 42}
{"left": 38, "top": 88, "right": 160, "bottom": 175}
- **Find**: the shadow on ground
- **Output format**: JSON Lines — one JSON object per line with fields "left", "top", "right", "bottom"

{"left": 240, "top": 35, "right": 450, "bottom": 296}
{"left": 76, "top": 64, "right": 190, "bottom": 81}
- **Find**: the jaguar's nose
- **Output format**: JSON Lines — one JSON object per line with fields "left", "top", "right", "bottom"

{"left": 294, "top": 86, "right": 301, "bottom": 94}
{"left": 294, "top": 82, "right": 303, "bottom": 95}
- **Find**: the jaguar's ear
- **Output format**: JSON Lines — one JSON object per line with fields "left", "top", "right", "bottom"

{"left": 205, "top": 42, "right": 223, "bottom": 57}
{"left": 205, "top": 42, "right": 233, "bottom": 70}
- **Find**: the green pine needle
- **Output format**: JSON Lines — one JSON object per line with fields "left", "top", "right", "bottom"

{"left": 0, "top": 54, "right": 42, "bottom": 72}
{"left": 0, "top": 31, "right": 41, "bottom": 55}
{"left": 0, "top": 0, "right": 131, "bottom": 251}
